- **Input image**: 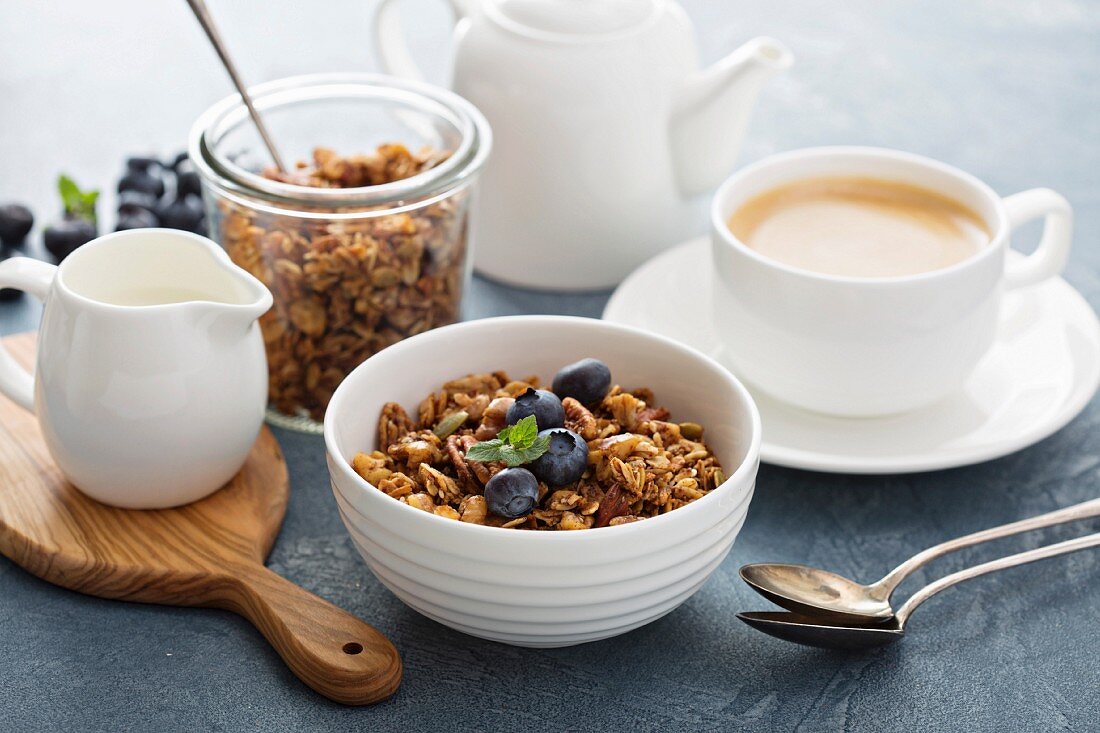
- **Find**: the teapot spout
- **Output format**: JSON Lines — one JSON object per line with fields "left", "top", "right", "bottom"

{"left": 670, "top": 37, "right": 793, "bottom": 197}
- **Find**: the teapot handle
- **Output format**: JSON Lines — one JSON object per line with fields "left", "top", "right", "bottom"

{"left": 373, "top": 0, "right": 474, "bottom": 81}
{"left": 0, "top": 257, "right": 55, "bottom": 412}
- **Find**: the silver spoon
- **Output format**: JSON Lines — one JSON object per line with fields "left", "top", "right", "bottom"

{"left": 739, "top": 530, "right": 1100, "bottom": 649}
{"left": 741, "top": 496, "right": 1100, "bottom": 624}
{"left": 185, "top": 0, "right": 287, "bottom": 172}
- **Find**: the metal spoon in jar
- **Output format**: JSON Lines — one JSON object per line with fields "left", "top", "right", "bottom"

{"left": 184, "top": 0, "right": 287, "bottom": 172}
{"left": 738, "top": 530, "right": 1100, "bottom": 649}
{"left": 740, "top": 496, "right": 1100, "bottom": 625}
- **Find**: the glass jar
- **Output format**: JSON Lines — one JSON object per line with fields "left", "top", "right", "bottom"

{"left": 190, "top": 74, "right": 491, "bottom": 432}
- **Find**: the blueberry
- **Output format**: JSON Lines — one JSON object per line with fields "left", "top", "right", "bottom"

{"left": 156, "top": 195, "right": 205, "bottom": 232}
{"left": 176, "top": 168, "right": 202, "bottom": 199}
{"left": 116, "top": 208, "right": 160, "bottom": 231}
{"left": 117, "top": 190, "right": 159, "bottom": 218}
{"left": 484, "top": 467, "right": 540, "bottom": 519}
{"left": 172, "top": 156, "right": 202, "bottom": 198}
{"left": 43, "top": 217, "right": 96, "bottom": 262}
{"left": 0, "top": 246, "right": 23, "bottom": 300}
{"left": 118, "top": 170, "right": 165, "bottom": 198}
{"left": 0, "top": 203, "right": 34, "bottom": 247}
{"left": 506, "top": 388, "right": 565, "bottom": 430}
{"left": 552, "top": 358, "right": 612, "bottom": 406}
{"left": 168, "top": 151, "right": 190, "bottom": 171}
{"left": 126, "top": 155, "right": 161, "bottom": 173}
{"left": 530, "top": 428, "right": 588, "bottom": 488}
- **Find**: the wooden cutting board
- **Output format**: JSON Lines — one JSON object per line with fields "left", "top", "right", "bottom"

{"left": 0, "top": 332, "right": 400, "bottom": 705}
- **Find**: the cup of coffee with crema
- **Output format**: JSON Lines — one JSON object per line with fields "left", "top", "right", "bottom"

{"left": 711, "top": 147, "right": 1073, "bottom": 417}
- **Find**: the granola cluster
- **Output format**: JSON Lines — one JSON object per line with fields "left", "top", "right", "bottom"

{"left": 262, "top": 145, "right": 450, "bottom": 189}
{"left": 215, "top": 145, "right": 467, "bottom": 421}
{"left": 352, "top": 371, "right": 725, "bottom": 530}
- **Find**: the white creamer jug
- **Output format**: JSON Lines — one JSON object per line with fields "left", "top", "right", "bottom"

{"left": 374, "top": 0, "right": 792, "bottom": 289}
{"left": 0, "top": 229, "right": 272, "bottom": 508}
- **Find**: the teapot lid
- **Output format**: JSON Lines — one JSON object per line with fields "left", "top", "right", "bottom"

{"left": 488, "top": 0, "right": 660, "bottom": 38}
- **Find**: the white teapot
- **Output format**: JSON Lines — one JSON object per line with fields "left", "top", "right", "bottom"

{"left": 374, "top": 0, "right": 791, "bottom": 290}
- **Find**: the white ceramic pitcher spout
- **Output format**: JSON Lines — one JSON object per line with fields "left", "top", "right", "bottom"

{"left": 372, "top": 0, "right": 792, "bottom": 290}
{"left": 0, "top": 229, "right": 273, "bottom": 509}
{"left": 176, "top": 254, "right": 274, "bottom": 342}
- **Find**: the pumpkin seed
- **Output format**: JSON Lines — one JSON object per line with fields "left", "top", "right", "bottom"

{"left": 433, "top": 410, "right": 469, "bottom": 439}
{"left": 679, "top": 422, "right": 703, "bottom": 440}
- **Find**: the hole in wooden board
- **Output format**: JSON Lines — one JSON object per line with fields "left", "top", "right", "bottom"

{"left": 343, "top": 642, "right": 364, "bottom": 655}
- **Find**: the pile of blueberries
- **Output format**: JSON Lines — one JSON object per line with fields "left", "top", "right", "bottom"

{"left": 485, "top": 358, "right": 613, "bottom": 518}
{"left": 0, "top": 151, "right": 208, "bottom": 295}
{"left": 0, "top": 203, "right": 35, "bottom": 300}
{"left": 115, "top": 153, "right": 206, "bottom": 236}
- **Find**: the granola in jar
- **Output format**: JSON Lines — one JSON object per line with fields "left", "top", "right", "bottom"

{"left": 352, "top": 358, "right": 725, "bottom": 530}
{"left": 216, "top": 145, "right": 467, "bottom": 421}
{"left": 191, "top": 74, "right": 491, "bottom": 429}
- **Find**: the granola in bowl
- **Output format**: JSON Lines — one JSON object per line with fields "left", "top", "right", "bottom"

{"left": 351, "top": 358, "right": 725, "bottom": 530}
{"left": 325, "top": 315, "right": 761, "bottom": 646}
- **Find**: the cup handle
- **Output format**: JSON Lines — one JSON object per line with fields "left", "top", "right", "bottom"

{"left": 372, "top": 0, "right": 473, "bottom": 81}
{"left": 1002, "top": 188, "right": 1073, "bottom": 290}
{"left": 0, "top": 257, "right": 56, "bottom": 412}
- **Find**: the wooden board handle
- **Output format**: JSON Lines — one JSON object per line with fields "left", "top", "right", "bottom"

{"left": 216, "top": 564, "right": 402, "bottom": 705}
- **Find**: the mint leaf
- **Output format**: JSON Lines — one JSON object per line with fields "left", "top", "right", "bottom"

{"left": 57, "top": 174, "right": 99, "bottom": 223}
{"left": 498, "top": 444, "right": 522, "bottom": 467}
{"left": 506, "top": 415, "right": 538, "bottom": 448}
{"left": 466, "top": 439, "right": 504, "bottom": 462}
{"left": 465, "top": 416, "right": 550, "bottom": 467}
{"left": 58, "top": 175, "right": 80, "bottom": 208}
{"left": 512, "top": 434, "right": 551, "bottom": 464}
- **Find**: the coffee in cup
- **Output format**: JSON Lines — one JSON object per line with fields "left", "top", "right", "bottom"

{"left": 726, "top": 176, "right": 990, "bottom": 278}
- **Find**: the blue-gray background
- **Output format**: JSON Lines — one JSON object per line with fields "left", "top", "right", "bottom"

{"left": 1, "top": 1, "right": 1097, "bottom": 731}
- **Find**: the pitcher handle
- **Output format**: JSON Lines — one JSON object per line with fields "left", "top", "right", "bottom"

{"left": 373, "top": 0, "right": 474, "bottom": 81}
{"left": 1002, "top": 188, "right": 1073, "bottom": 290}
{"left": 0, "top": 257, "right": 55, "bottom": 412}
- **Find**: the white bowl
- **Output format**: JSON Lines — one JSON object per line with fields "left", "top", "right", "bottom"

{"left": 324, "top": 316, "right": 761, "bottom": 647}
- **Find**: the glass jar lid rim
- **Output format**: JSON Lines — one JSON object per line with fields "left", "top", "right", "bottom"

{"left": 189, "top": 73, "right": 491, "bottom": 208}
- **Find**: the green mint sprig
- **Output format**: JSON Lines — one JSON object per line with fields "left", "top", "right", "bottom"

{"left": 466, "top": 415, "right": 550, "bottom": 467}
{"left": 57, "top": 174, "right": 99, "bottom": 223}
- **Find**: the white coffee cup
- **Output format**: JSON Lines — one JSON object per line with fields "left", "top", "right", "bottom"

{"left": 710, "top": 146, "right": 1073, "bottom": 417}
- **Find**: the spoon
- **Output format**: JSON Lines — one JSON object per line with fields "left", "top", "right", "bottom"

{"left": 185, "top": 0, "right": 287, "bottom": 172}
{"left": 741, "top": 496, "right": 1100, "bottom": 624}
{"left": 739, "top": 531, "right": 1100, "bottom": 649}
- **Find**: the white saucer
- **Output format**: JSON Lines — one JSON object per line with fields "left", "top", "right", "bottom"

{"left": 603, "top": 237, "right": 1100, "bottom": 474}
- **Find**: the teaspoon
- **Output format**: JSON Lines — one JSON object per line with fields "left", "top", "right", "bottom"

{"left": 740, "top": 496, "right": 1100, "bottom": 624}
{"left": 185, "top": 0, "right": 287, "bottom": 172}
{"left": 739, "top": 531, "right": 1100, "bottom": 649}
